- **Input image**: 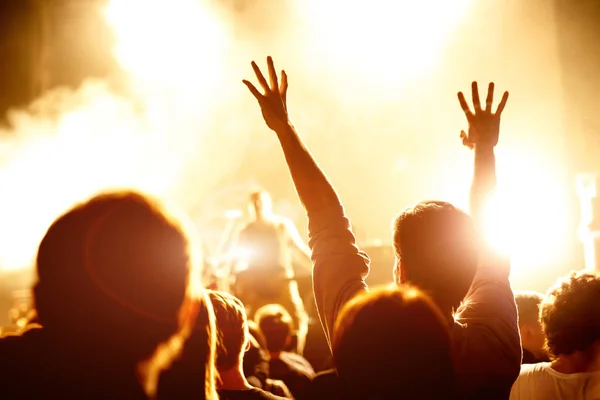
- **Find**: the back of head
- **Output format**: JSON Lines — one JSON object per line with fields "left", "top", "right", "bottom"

{"left": 34, "top": 191, "right": 191, "bottom": 363}
{"left": 332, "top": 285, "right": 457, "bottom": 400}
{"left": 540, "top": 272, "right": 600, "bottom": 359}
{"left": 515, "top": 291, "right": 544, "bottom": 326}
{"left": 255, "top": 304, "right": 293, "bottom": 353}
{"left": 393, "top": 200, "right": 479, "bottom": 312}
{"left": 208, "top": 290, "right": 248, "bottom": 371}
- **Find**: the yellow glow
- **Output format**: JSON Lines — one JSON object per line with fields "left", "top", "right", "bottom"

{"left": 0, "top": 0, "right": 232, "bottom": 273}
{"left": 297, "top": 0, "right": 472, "bottom": 90}
{"left": 105, "top": 0, "right": 227, "bottom": 89}
{"left": 479, "top": 149, "right": 569, "bottom": 272}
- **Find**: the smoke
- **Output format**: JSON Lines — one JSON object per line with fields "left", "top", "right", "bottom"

{"left": 0, "top": 0, "right": 576, "bottom": 293}
{"left": 0, "top": 0, "right": 474, "bottom": 273}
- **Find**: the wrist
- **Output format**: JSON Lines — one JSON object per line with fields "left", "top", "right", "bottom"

{"left": 474, "top": 145, "right": 495, "bottom": 155}
{"left": 274, "top": 120, "right": 297, "bottom": 139}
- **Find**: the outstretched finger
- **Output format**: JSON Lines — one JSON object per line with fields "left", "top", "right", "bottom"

{"left": 243, "top": 80, "right": 263, "bottom": 101}
{"left": 251, "top": 61, "right": 270, "bottom": 92}
{"left": 267, "top": 56, "right": 278, "bottom": 91}
{"left": 485, "top": 82, "right": 495, "bottom": 112}
{"left": 457, "top": 92, "right": 474, "bottom": 121}
{"left": 495, "top": 91, "right": 509, "bottom": 114}
{"left": 280, "top": 70, "right": 288, "bottom": 105}
{"left": 471, "top": 81, "right": 482, "bottom": 112}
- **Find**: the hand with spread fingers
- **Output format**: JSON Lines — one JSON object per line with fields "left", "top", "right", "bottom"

{"left": 457, "top": 82, "right": 509, "bottom": 150}
{"left": 243, "top": 56, "right": 290, "bottom": 134}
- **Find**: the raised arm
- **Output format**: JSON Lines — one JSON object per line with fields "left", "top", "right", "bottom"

{"left": 243, "top": 57, "right": 369, "bottom": 347}
{"left": 455, "top": 83, "right": 521, "bottom": 395}
{"left": 243, "top": 57, "right": 340, "bottom": 213}
{"left": 457, "top": 82, "right": 508, "bottom": 226}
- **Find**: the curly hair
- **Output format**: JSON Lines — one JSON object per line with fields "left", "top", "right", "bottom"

{"left": 540, "top": 272, "right": 600, "bottom": 357}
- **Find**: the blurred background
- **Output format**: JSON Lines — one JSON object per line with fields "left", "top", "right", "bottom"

{"left": 1, "top": 0, "right": 600, "bottom": 327}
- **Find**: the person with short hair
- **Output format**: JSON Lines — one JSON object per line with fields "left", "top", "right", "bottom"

{"left": 510, "top": 272, "right": 600, "bottom": 399}
{"left": 208, "top": 291, "right": 289, "bottom": 400}
{"left": 255, "top": 304, "right": 314, "bottom": 398}
{"left": 243, "top": 57, "right": 521, "bottom": 399}
{"left": 0, "top": 191, "right": 217, "bottom": 399}
{"left": 515, "top": 291, "right": 549, "bottom": 364}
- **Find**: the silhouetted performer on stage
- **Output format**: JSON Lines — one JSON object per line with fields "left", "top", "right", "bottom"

{"left": 231, "top": 190, "right": 309, "bottom": 353}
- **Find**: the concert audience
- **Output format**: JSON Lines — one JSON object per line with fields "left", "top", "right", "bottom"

{"left": 243, "top": 56, "right": 521, "bottom": 399}
{"left": 514, "top": 291, "right": 550, "bottom": 364}
{"left": 1, "top": 53, "right": 599, "bottom": 400}
{"left": 255, "top": 304, "right": 315, "bottom": 398}
{"left": 208, "top": 291, "right": 289, "bottom": 400}
{"left": 0, "top": 191, "right": 217, "bottom": 399}
{"left": 510, "top": 272, "right": 600, "bottom": 399}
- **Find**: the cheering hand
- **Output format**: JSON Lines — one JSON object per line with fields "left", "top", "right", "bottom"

{"left": 243, "top": 56, "right": 290, "bottom": 134}
{"left": 457, "top": 82, "right": 509, "bottom": 149}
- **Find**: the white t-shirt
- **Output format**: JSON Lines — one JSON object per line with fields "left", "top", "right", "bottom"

{"left": 510, "top": 362, "right": 600, "bottom": 400}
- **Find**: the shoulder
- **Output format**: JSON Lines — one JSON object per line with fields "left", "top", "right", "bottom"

{"left": 0, "top": 326, "right": 44, "bottom": 352}
{"left": 280, "top": 352, "right": 314, "bottom": 374}
{"left": 518, "top": 362, "right": 551, "bottom": 377}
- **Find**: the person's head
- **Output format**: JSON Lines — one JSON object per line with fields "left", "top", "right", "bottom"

{"left": 208, "top": 291, "right": 249, "bottom": 371}
{"left": 249, "top": 190, "right": 272, "bottom": 220}
{"left": 34, "top": 191, "right": 194, "bottom": 363}
{"left": 332, "top": 284, "right": 457, "bottom": 399}
{"left": 247, "top": 320, "right": 268, "bottom": 351}
{"left": 540, "top": 272, "right": 600, "bottom": 360}
{"left": 392, "top": 200, "right": 479, "bottom": 315}
{"left": 255, "top": 304, "right": 294, "bottom": 353}
{"left": 515, "top": 291, "right": 546, "bottom": 358}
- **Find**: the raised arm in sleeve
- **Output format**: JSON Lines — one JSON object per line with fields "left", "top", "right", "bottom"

{"left": 243, "top": 57, "right": 370, "bottom": 348}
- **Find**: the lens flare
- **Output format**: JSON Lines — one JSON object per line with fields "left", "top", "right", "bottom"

{"left": 296, "top": 0, "right": 472, "bottom": 91}
{"left": 481, "top": 149, "right": 569, "bottom": 273}
{"left": 105, "top": 0, "right": 227, "bottom": 89}
{"left": 0, "top": 0, "right": 232, "bottom": 273}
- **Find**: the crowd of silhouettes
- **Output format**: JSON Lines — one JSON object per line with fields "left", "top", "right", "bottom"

{"left": 0, "top": 55, "right": 599, "bottom": 400}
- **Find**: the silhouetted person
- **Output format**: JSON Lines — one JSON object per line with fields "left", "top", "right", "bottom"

{"left": 337, "top": 285, "right": 459, "bottom": 399}
{"left": 515, "top": 291, "right": 550, "bottom": 364}
{"left": 255, "top": 304, "right": 314, "bottom": 398}
{"left": 510, "top": 272, "right": 600, "bottom": 399}
{"left": 208, "top": 291, "right": 289, "bottom": 400}
{"left": 231, "top": 190, "right": 309, "bottom": 352}
{"left": 244, "top": 58, "right": 521, "bottom": 400}
{"left": 0, "top": 191, "right": 217, "bottom": 399}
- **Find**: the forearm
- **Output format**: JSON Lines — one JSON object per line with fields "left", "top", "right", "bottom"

{"left": 470, "top": 146, "right": 497, "bottom": 224}
{"left": 275, "top": 122, "right": 342, "bottom": 214}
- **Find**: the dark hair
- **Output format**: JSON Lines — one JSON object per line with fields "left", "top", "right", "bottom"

{"left": 332, "top": 284, "right": 458, "bottom": 400}
{"left": 392, "top": 200, "right": 478, "bottom": 312}
{"left": 515, "top": 291, "right": 544, "bottom": 326}
{"left": 34, "top": 191, "right": 191, "bottom": 361}
{"left": 541, "top": 272, "right": 600, "bottom": 357}
{"left": 209, "top": 291, "right": 248, "bottom": 370}
{"left": 247, "top": 320, "right": 268, "bottom": 350}
{"left": 255, "top": 304, "right": 293, "bottom": 353}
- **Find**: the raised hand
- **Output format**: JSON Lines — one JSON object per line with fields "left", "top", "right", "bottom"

{"left": 457, "top": 82, "right": 509, "bottom": 150}
{"left": 243, "top": 56, "right": 290, "bottom": 134}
